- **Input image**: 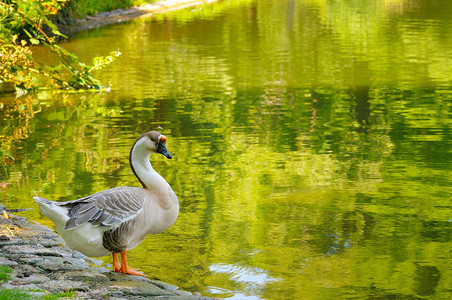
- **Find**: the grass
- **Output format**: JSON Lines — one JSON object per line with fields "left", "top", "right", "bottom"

{"left": 0, "top": 265, "right": 13, "bottom": 283}
{"left": 0, "top": 289, "right": 33, "bottom": 299}
{"left": 0, "top": 266, "right": 32, "bottom": 299}
{"left": 41, "top": 291, "right": 77, "bottom": 299}
{"left": 0, "top": 288, "right": 77, "bottom": 299}
{"left": 0, "top": 266, "right": 77, "bottom": 299}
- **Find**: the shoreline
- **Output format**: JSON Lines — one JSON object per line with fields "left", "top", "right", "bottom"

{"left": 61, "top": 0, "right": 217, "bottom": 35}
{"left": 0, "top": 209, "right": 212, "bottom": 299}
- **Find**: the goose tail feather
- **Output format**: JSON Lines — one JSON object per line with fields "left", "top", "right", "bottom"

{"left": 34, "top": 197, "right": 70, "bottom": 228}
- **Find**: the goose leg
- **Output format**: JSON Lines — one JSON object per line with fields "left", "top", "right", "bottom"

{"left": 112, "top": 253, "right": 121, "bottom": 272}
{"left": 120, "top": 250, "right": 147, "bottom": 276}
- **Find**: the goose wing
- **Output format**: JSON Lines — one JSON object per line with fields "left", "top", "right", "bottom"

{"left": 63, "top": 187, "right": 148, "bottom": 230}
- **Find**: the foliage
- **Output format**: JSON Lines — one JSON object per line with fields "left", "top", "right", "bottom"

{"left": 0, "top": 0, "right": 120, "bottom": 93}
{"left": 0, "top": 36, "right": 35, "bottom": 91}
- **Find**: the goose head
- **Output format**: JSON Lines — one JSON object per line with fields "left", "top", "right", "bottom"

{"left": 140, "top": 131, "right": 172, "bottom": 159}
{"left": 129, "top": 131, "right": 172, "bottom": 189}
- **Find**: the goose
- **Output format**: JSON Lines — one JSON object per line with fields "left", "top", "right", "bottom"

{"left": 34, "top": 131, "right": 178, "bottom": 276}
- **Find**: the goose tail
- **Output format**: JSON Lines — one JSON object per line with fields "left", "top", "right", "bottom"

{"left": 33, "top": 196, "right": 52, "bottom": 204}
{"left": 34, "top": 196, "right": 69, "bottom": 228}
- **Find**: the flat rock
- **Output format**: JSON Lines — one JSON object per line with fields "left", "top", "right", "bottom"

{"left": 35, "top": 236, "right": 65, "bottom": 248}
{"left": 42, "top": 279, "right": 89, "bottom": 292}
{"left": 10, "top": 216, "right": 30, "bottom": 228}
{"left": 3, "top": 245, "right": 60, "bottom": 256}
{"left": 13, "top": 272, "right": 50, "bottom": 284}
{"left": 15, "top": 221, "right": 56, "bottom": 234}
{"left": 0, "top": 236, "right": 30, "bottom": 247}
{"left": 106, "top": 271, "right": 152, "bottom": 283}
{"left": 1, "top": 282, "right": 40, "bottom": 291}
{"left": 149, "top": 279, "right": 179, "bottom": 291}
{"left": 51, "top": 269, "right": 109, "bottom": 283}
{"left": 16, "top": 254, "right": 45, "bottom": 265}
{"left": 12, "top": 265, "right": 50, "bottom": 284}
{"left": 174, "top": 290, "right": 197, "bottom": 297}
{"left": 84, "top": 257, "right": 104, "bottom": 266}
{"left": 88, "top": 266, "right": 112, "bottom": 274}
{"left": 0, "top": 256, "right": 18, "bottom": 266}
{"left": 75, "top": 287, "right": 118, "bottom": 299}
{"left": 35, "top": 256, "right": 89, "bottom": 272}
{"left": 109, "top": 280, "right": 175, "bottom": 296}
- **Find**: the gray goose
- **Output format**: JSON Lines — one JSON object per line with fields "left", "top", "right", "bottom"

{"left": 34, "top": 131, "right": 178, "bottom": 276}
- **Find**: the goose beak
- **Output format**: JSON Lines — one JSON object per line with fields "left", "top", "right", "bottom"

{"left": 157, "top": 136, "right": 172, "bottom": 159}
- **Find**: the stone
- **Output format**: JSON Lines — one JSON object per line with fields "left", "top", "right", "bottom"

{"left": 20, "top": 222, "right": 56, "bottom": 234}
{"left": 1, "top": 282, "right": 40, "bottom": 291}
{"left": 175, "top": 290, "right": 198, "bottom": 296}
{"left": 83, "top": 257, "right": 104, "bottom": 266}
{"left": 35, "top": 237, "right": 65, "bottom": 248}
{"left": 12, "top": 273, "right": 50, "bottom": 284}
{"left": 42, "top": 279, "right": 89, "bottom": 292}
{"left": 34, "top": 256, "right": 89, "bottom": 272}
{"left": 76, "top": 287, "right": 118, "bottom": 299}
{"left": 0, "top": 237, "right": 30, "bottom": 247}
{"left": 51, "top": 269, "right": 109, "bottom": 283}
{"left": 16, "top": 254, "right": 45, "bottom": 265}
{"left": 108, "top": 280, "right": 174, "bottom": 297}
{"left": 149, "top": 279, "right": 179, "bottom": 291}
{"left": 0, "top": 256, "right": 18, "bottom": 266}
{"left": 70, "top": 250, "right": 87, "bottom": 259}
{"left": 88, "top": 266, "right": 112, "bottom": 274}
{"left": 106, "top": 271, "right": 152, "bottom": 283}
{"left": 11, "top": 264, "right": 50, "bottom": 284}
{"left": 49, "top": 246, "right": 78, "bottom": 259}
{"left": 10, "top": 216, "right": 30, "bottom": 228}
{"left": 3, "top": 245, "right": 60, "bottom": 256}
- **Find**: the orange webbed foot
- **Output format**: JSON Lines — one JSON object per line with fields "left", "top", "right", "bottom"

{"left": 120, "top": 266, "right": 147, "bottom": 277}
{"left": 111, "top": 250, "right": 148, "bottom": 277}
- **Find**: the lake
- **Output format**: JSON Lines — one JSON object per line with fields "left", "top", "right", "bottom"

{"left": 1, "top": 0, "right": 451, "bottom": 298}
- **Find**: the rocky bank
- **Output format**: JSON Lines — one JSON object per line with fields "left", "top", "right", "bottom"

{"left": 0, "top": 208, "right": 212, "bottom": 299}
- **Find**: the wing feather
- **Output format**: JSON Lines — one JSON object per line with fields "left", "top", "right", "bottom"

{"left": 62, "top": 187, "right": 147, "bottom": 230}
{"left": 74, "top": 202, "right": 96, "bottom": 215}
{"left": 74, "top": 206, "right": 99, "bottom": 225}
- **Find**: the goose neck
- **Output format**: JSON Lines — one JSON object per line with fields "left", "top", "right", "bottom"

{"left": 130, "top": 141, "right": 166, "bottom": 190}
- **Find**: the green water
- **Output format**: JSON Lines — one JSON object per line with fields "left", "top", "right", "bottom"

{"left": 1, "top": 0, "right": 452, "bottom": 298}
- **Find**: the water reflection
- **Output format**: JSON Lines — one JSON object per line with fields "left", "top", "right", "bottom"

{"left": 1, "top": 0, "right": 452, "bottom": 299}
{"left": 208, "top": 263, "right": 281, "bottom": 298}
